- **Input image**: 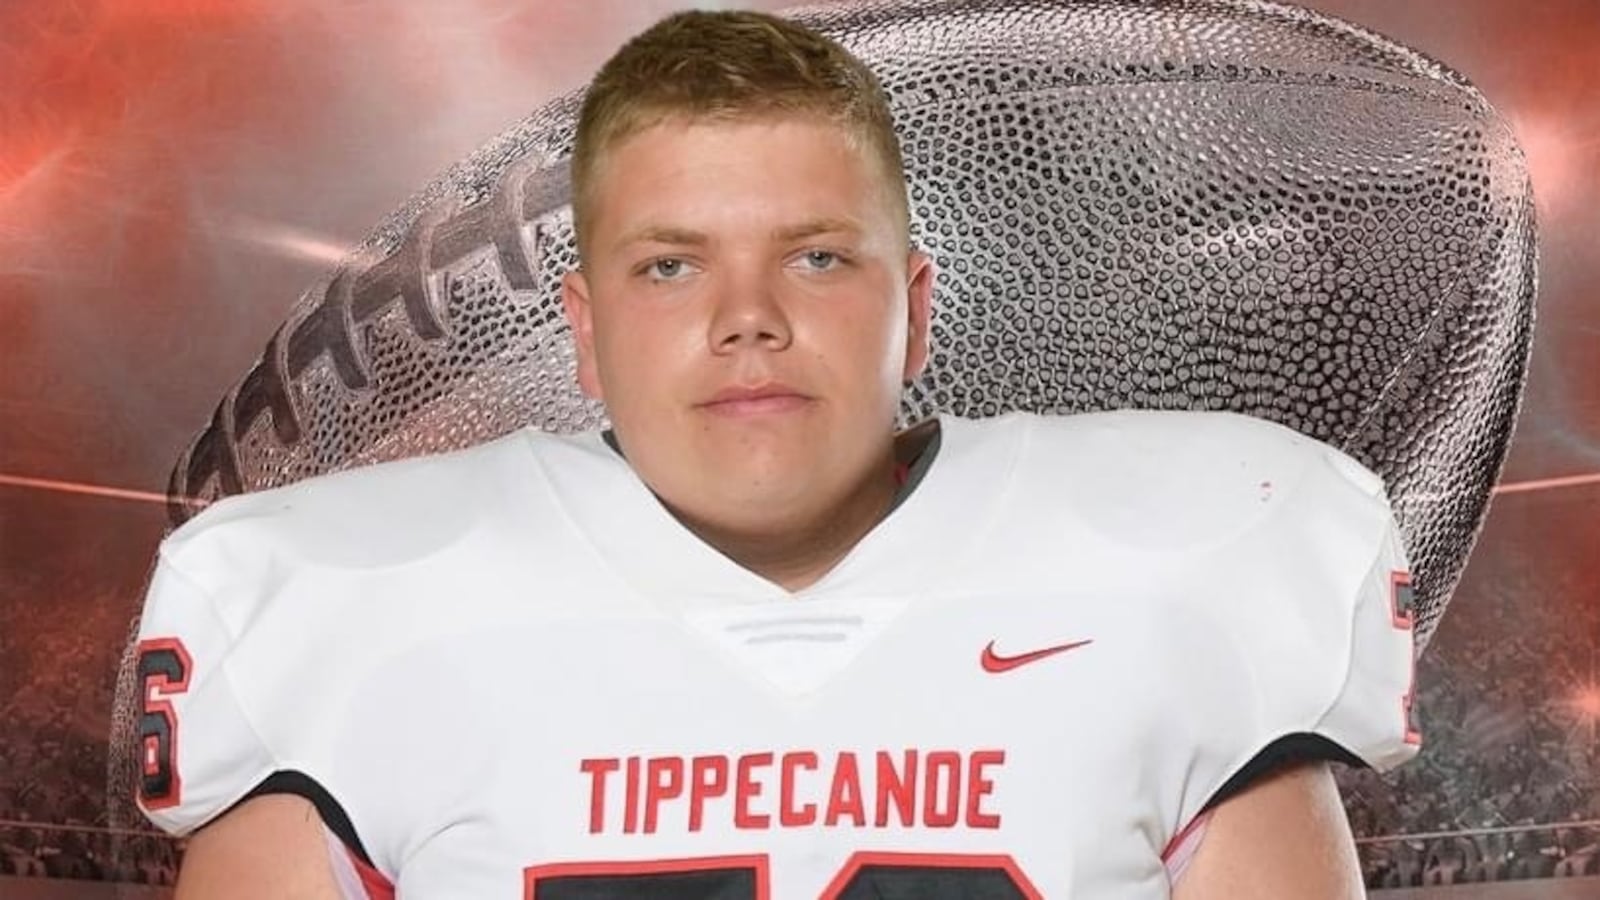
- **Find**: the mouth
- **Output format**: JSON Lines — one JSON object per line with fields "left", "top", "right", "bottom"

{"left": 698, "top": 384, "right": 814, "bottom": 417}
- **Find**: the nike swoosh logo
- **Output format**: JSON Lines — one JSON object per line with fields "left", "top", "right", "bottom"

{"left": 981, "top": 639, "right": 1094, "bottom": 673}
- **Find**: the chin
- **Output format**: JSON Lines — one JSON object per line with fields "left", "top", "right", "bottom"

{"left": 721, "top": 469, "right": 822, "bottom": 512}
{"left": 700, "top": 468, "right": 829, "bottom": 528}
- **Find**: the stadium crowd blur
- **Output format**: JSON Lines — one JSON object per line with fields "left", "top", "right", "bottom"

{"left": 1340, "top": 558, "right": 1600, "bottom": 887}
{"left": 1, "top": 575, "right": 178, "bottom": 884}
{"left": 4, "top": 553, "right": 1596, "bottom": 889}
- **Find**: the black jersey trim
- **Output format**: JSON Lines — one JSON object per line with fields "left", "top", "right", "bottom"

{"left": 1201, "top": 733, "right": 1365, "bottom": 813}
{"left": 886, "top": 418, "right": 941, "bottom": 515}
{"left": 236, "top": 770, "right": 373, "bottom": 867}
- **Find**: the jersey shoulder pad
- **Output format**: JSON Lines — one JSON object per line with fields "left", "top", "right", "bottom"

{"left": 162, "top": 428, "right": 542, "bottom": 586}
{"left": 1017, "top": 409, "right": 1389, "bottom": 554}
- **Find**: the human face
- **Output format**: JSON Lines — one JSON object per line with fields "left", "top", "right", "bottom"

{"left": 562, "top": 115, "right": 934, "bottom": 535}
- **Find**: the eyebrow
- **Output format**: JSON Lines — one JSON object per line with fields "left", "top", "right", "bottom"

{"left": 772, "top": 217, "right": 863, "bottom": 242}
{"left": 612, "top": 225, "right": 709, "bottom": 252}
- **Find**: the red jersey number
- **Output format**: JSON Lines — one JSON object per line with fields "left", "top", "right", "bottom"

{"left": 136, "top": 638, "right": 193, "bottom": 810}
{"left": 524, "top": 851, "right": 1042, "bottom": 899}
{"left": 1390, "top": 572, "right": 1422, "bottom": 745}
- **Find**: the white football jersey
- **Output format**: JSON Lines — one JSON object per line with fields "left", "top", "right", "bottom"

{"left": 134, "top": 410, "right": 1419, "bottom": 899}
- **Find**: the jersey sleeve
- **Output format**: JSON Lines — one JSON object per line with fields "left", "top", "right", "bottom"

{"left": 133, "top": 553, "right": 279, "bottom": 835}
{"left": 1167, "top": 436, "right": 1422, "bottom": 838}
{"left": 125, "top": 450, "right": 505, "bottom": 879}
{"left": 1308, "top": 503, "right": 1420, "bottom": 770}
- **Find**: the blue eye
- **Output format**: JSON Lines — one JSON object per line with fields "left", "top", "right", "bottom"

{"left": 801, "top": 250, "right": 840, "bottom": 270}
{"left": 646, "top": 258, "right": 689, "bottom": 280}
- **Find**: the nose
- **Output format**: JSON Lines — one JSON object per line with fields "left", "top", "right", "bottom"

{"left": 708, "top": 266, "right": 792, "bottom": 354}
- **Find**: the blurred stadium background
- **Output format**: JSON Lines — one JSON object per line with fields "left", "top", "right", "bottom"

{"left": 1, "top": 0, "right": 1596, "bottom": 894}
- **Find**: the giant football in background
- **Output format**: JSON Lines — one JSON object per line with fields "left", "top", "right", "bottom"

{"left": 114, "top": 0, "right": 1536, "bottom": 826}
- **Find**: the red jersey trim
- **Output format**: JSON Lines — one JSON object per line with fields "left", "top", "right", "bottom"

{"left": 1161, "top": 809, "right": 1213, "bottom": 884}
{"left": 343, "top": 843, "right": 396, "bottom": 900}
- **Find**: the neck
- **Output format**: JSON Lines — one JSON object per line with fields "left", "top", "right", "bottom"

{"left": 666, "top": 420, "right": 938, "bottom": 592}
{"left": 680, "top": 465, "right": 898, "bottom": 592}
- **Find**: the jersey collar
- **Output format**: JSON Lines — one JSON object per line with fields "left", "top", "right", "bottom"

{"left": 523, "top": 414, "right": 1022, "bottom": 606}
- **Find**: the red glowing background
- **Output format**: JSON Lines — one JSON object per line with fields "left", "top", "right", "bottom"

{"left": 0, "top": 0, "right": 1596, "bottom": 894}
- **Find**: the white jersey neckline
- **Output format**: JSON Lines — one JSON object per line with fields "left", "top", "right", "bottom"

{"left": 514, "top": 413, "right": 1027, "bottom": 606}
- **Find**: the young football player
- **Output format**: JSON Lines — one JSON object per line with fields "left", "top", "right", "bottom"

{"left": 134, "top": 10, "right": 1418, "bottom": 898}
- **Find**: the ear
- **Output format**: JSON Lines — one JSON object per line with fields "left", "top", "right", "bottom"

{"left": 561, "top": 269, "right": 605, "bottom": 401}
{"left": 901, "top": 249, "right": 937, "bottom": 383}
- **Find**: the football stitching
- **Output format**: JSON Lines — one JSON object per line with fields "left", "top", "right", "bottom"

{"left": 168, "top": 157, "right": 571, "bottom": 522}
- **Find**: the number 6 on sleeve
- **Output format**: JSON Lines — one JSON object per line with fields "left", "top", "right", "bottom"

{"left": 1389, "top": 571, "right": 1422, "bottom": 746}
{"left": 136, "top": 637, "right": 193, "bottom": 810}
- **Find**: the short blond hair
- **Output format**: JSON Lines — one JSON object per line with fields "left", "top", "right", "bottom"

{"left": 570, "top": 9, "right": 908, "bottom": 258}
